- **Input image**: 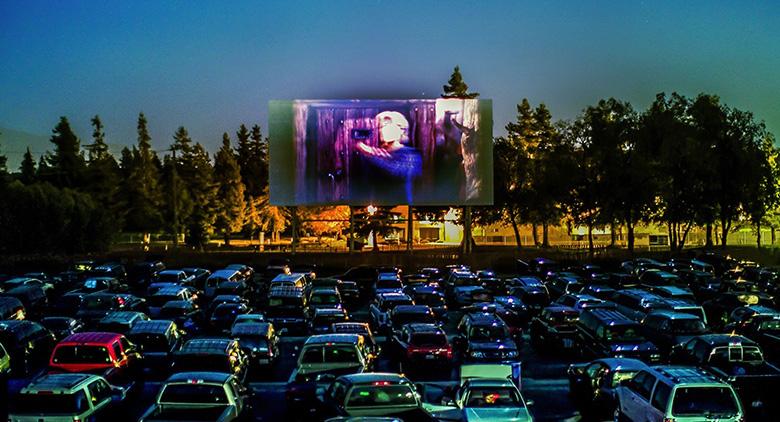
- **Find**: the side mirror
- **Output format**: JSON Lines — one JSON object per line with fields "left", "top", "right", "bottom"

{"left": 526, "top": 399, "right": 535, "bottom": 407}
{"left": 111, "top": 386, "right": 126, "bottom": 401}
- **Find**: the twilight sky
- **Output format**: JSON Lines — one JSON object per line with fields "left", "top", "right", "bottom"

{"left": 1, "top": 0, "right": 778, "bottom": 159}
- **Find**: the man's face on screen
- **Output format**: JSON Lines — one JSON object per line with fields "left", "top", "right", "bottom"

{"left": 379, "top": 117, "right": 403, "bottom": 146}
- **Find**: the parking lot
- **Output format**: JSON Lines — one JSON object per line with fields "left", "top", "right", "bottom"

{"left": 2, "top": 254, "right": 779, "bottom": 421}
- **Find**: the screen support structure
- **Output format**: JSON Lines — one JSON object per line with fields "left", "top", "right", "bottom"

{"left": 463, "top": 206, "right": 473, "bottom": 254}
{"left": 406, "top": 206, "right": 413, "bottom": 252}
{"left": 349, "top": 206, "right": 355, "bottom": 254}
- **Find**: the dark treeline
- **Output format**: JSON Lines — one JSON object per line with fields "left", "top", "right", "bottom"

{"left": 0, "top": 113, "right": 287, "bottom": 253}
{"left": 476, "top": 93, "right": 778, "bottom": 253}
{"left": 0, "top": 70, "right": 776, "bottom": 254}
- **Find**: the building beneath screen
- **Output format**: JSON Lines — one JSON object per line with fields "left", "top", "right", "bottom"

{"left": 269, "top": 99, "right": 493, "bottom": 206}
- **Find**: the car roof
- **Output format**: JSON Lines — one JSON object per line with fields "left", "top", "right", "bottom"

{"left": 543, "top": 305, "right": 578, "bottom": 313}
{"left": 311, "top": 287, "right": 339, "bottom": 294}
{"left": 271, "top": 273, "right": 307, "bottom": 282}
{"left": 100, "top": 311, "right": 146, "bottom": 323}
{"left": 406, "top": 323, "right": 444, "bottom": 334}
{"left": 465, "top": 312, "right": 505, "bottom": 325}
{"left": 314, "top": 308, "right": 347, "bottom": 316}
{"left": 696, "top": 334, "right": 757, "bottom": 347}
{"left": 596, "top": 358, "right": 649, "bottom": 371}
{"left": 647, "top": 310, "right": 700, "bottom": 320}
{"left": 61, "top": 332, "right": 124, "bottom": 345}
{"left": 332, "top": 322, "right": 370, "bottom": 333}
{"left": 230, "top": 322, "right": 272, "bottom": 336}
{"left": 392, "top": 305, "right": 431, "bottom": 314}
{"left": 463, "top": 378, "right": 516, "bottom": 388}
{"left": 128, "top": 320, "right": 174, "bottom": 334}
{"left": 210, "top": 269, "right": 241, "bottom": 278}
{"left": 154, "top": 286, "right": 187, "bottom": 295}
{"left": 166, "top": 371, "right": 232, "bottom": 384}
{"left": 338, "top": 372, "right": 409, "bottom": 385}
{"left": 304, "top": 334, "right": 361, "bottom": 345}
{"left": 378, "top": 292, "right": 412, "bottom": 300}
{"left": 180, "top": 338, "right": 233, "bottom": 353}
{"left": 651, "top": 366, "right": 726, "bottom": 386}
{"left": 21, "top": 373, "right": 97, "bottom": 393}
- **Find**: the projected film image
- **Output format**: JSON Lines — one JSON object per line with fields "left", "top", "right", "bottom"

{"left": 270, "top": 99, "right": 493, "bottom": 205}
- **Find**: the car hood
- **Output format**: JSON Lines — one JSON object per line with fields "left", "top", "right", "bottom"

{"left": 464, "top": 407, "right": 531, "bottom": 421}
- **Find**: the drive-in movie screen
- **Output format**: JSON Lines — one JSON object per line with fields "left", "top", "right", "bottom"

{"left": 269, "top": 99, "right": 493, "bottom": 206}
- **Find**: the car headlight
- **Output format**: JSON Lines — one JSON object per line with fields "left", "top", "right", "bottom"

{"left": 650, "top": 354, "right": 660, "bottom": 360}
{"left": 471, "top": 350, "right": 485, "bottom": 358}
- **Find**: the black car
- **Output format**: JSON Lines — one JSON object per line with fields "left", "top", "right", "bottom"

{"left": 546, "top": 275, "right": 584, "bottom": 301}
{"left": 575, "top": 308, "right": 661, "bottom": 363}
{"left": 506, "top": 276, "right": 551, "bottom": 312}
{"left": 127, "top": 319, "right": 183, "bottom": 377}
{"left": 0, "top": 320, "right": 56, "bottom": 375}
{"left": 76, "top": 292, "right": 147, "bottom": 326}
{"left": 96, "top": 310, "right": 150, "bottom": 334}
{"left": 453, "top": 312, "right": 519, "bottom": 363}
{"left": 39, "top": 316, "right": 84, "bottom": 341}
{"left": 231, "top": 322, "right": 279, "bottom": 367}
{"left": 159, "top": 300, "right": 204, "bottom": 334}
{"left": 639, "top": 310, "right": 708, "bottom": 357}
{"left": 0, "top": 296, "right": 25, "bottom": 320}
{"left": 703, "top": 291, "right": 775, "bottom": 330}
{"left": 172, "top": 338, "right": 249, "bottom": 384}
{"left": 462, "top": 301, "right": 526, "bottom": 341}
{"left": 128, "top": 260, "right": 165, "bottom": 290}
{"left": 209, "top": 302, "right": 251, "bottom": 333}
{"left": 405, "top": 285, "right": 448, "bottom": 320}
{"left": 308, "top": 307, "right": 349, "bottom": 335}
{"left": 567, "top": 358, "right": 650, "bottom": 416}
{"left": 266, "top": 285, "right": 308, "bottom": 335}
{"left": 530, "top": 305, "right": 579, "bottom": 352}
{"left": 1, "top": 285, "right": 47, "bottom": 317}
{"left": 388, "top": 305, "right": 437, "bottom": 337}
{"left": 729, "top": 313, "right": 780, "bottom": 363}
{"left": 85, "top": 263, "right": 127, "bottom": 284}
{"left": 391, "top": 323, "right": 451, "bottom": 368}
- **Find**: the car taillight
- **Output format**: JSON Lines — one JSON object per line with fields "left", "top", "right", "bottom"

{"left": 445, "top": 347, "right": 452, "bottom": 359}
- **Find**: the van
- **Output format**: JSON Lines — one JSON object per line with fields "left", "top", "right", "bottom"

{"left": 611, "top": 289, "right": 672, "bottom": 322}
{"left": 615, "top": 366, "right": 743, "bottom": 422}
{"left": 576, "top": 308, "right": 661, "bottom": 363}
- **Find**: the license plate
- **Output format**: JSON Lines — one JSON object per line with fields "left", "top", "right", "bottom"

{"left": 562, "top": 339, "right": 573, "bottom": 348}
{"left": 425, "top": 355, "right": 435, "bottom": 360}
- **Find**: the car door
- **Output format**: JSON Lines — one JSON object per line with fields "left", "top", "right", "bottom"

{"left": 621, "top": 370, "right": 655, "bottom": 420}
{"left": 87, "top": 378, "right": 113, "bottom": 414}
{"left": 647, "top": 381, "right": 670, "bottom": 422}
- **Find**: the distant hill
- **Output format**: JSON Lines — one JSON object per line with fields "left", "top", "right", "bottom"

{"left": 0, "top": 127, "right": 51, "bottom": 171}
{"left": 0, "top": 126, "right": 125, "bottom": 171}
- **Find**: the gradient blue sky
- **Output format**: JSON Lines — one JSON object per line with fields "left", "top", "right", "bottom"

{"left": 1, "top": 0, "right": 778, "bottom": 156}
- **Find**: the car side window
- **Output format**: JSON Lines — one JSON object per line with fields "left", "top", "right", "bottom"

{"left": 693, "top": 341, "right": 710, "bottom": 362}
{"left": 638, "top": 372, "right": 656, "bottom": 401}
{"left": 651, "top": 382, "right": 671, "bottom": 412}
{"left": 111, "top": 342, "right": 122, "bottom": 361}
{"left": 88, "top": 379, "right": 111, "bottom": 404}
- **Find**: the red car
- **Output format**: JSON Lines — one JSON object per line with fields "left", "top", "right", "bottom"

{"left": 392, "top": 323, "right": 452, "bottom": 368}
{"left": 49, "top": 332, "right": 142, "bottom": 388}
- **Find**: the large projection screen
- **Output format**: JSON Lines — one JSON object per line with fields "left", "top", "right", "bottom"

{"left": 269, "top": 99, "right": 493, "bottom": 206}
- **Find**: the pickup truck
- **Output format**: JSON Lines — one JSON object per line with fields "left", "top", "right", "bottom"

{"left": 139, "top": 371, "right": 250, "bottom": 422}
{"left": 425, "top": 363, "right": 533, "bottom": 422}
{"left": 671, "top": 334, "right": 780, "bottom": 419}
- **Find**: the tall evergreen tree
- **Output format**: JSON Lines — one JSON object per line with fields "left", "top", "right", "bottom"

{"left": 85, "top": 115, "right": 121, "bottom": 211}
{"left": 183, "top": 141, "right": 218, "bottom": 250}
{"left": 161, "top": 154, "right": 193, "bottom": 246}
{"left": 442, "top": 66, "right": 479, "bottom": 99}
{"left": 19, "top": 148, "right": 36, "bottom": 184}
{"left": 124, "top": 112, "right": 163, "bottom": 242}
{"left": 45, "top": 116, "right": 86, "bottom": 188}
{"left": 0, "top": 132, "right": 7, "bottom": 176}
{"left": 86, "top": 115, "right": 110, "bottom": 161}
{"left": 214, "top": 133, "right": 246, "bottom": 245}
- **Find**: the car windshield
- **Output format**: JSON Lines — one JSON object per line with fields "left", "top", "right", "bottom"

{"left": 604, "top": 326, "right": 644, "bottom": 342}
{"left": 469, "top": 325, "right": 508, "bottom": 341}
{"left": 313, "top": 314, "right": 347, "bottom": 326}
{"left": 454, "top": 277, "right": 480, "bottom": 287}
{"left": 311, "top": 294, "right": 339, "bottom": 304}
{"left": 157, "top": 274, "right": 181, "bottom": 283}
{"left": 346, "top": 385, "right": 417, "bottom": 407}
{"left": 82, "top": 296, "right": 116, "bottom": 310}
{"left": 42, "top": 319, "right": 71, "bottom": 330}
{"left": 268, "top": 297, "right": 302, "bottom": 307}
{"left": 381, "top": 299, "right": 414, "bottom": 311}
{"left": 52, "top": 346, "right": 111, "bottom": 364}
{"left": 160, "top": 307, "right": 188, "bottom": 318}
{"left": 300, "top": 345, "right": 358, "bottom": 363}
{"left": 415, "top": 294, "right": 444, "bottom": 306}
{"left": 376, "top": 278, "right": 402, "bottom": 289}
{"left": 759, "top": 319, "right": 780, "bottom": 332}
{"left": 214, "top": 306, "right": 241, "bottom": 318}
{"left": 160, "top": 384, "right": 227, "bottom": 404}
{"left": 671, "top": 387, "right": 739, "bottom": 417}
{"left": 547, "top": 312, "right": 579, "bottom": 325}
{"left": 12, "top": 391, "right": 90, "bottom": 415}
{"left": 410, "top": 333, "right": 447, "bottom": 347}
{"left": 670, "top": 319, "right": 707, "bottom": 334}
{"left": 465, "top": 387, "right": 521, "bottom": 408}
{"left": 565, "top": 282, "right": 584, "bottom": 293}
{"left": 175, "top": 355, "right": 231, "bottom": 373}
{"left": 148, "top": 295, "right": 178, "bottom": 307}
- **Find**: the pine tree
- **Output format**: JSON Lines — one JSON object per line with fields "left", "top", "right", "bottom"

{"left": 442, "top": 66, "right": 479, "bottom": 99}
{"left": 214, "top": 133, "right": 247, "bottom": 245}
{"left": 124, "top": 112, "right": 163, "bottom": 241}
{"left": 182, "top": 141, "right": 218, "bottom": 250}
{"left": 20, "top": 148, "right": 37, "bottom": 184}
{"left": 85, "top": 115, "right": 121, "bottom": 219}
{"left": 0, "top": 132, "right": 7, "bottom": 176}
{"left": 161, "top": 154, "right": 193, "bottom": 246}
{"left": 46, "top": 116, "right": 86, "bottom": 188}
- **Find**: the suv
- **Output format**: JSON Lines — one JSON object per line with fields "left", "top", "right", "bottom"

{"left": 640, "top": 311, "right": 707, "bottom": 357}
{"left": 530, "top": 305, "right": 579, "bottom": 352}
{"left": 576, "top": 308, "right": 661, "bottom": 362}
{"left": 615, "top": 366, "right": 743, "bottom": 422}
{"left": 76, "top": 292, "right": 146, "bottom": 326}
{"left": 368, "top": 292, "right": 414, "bottom": 332}
{"left": 0, "top": 320, "right": 56, "bottom": 375}
{"left": 296, "top": 334, "right": 374, "bottom": 376}
{"left": 147, "top": 285, "right": 194, "bottom": 318}
{"left": 127, "top": 320, "right": 183, "bottom": 376}
{"left": 387, "top": 305, "right": 437, "bottom": 337}
{"left": 8, "top": 373, "right": 123, "bottom": 422}
{"left": 321, "top": 373, "right": 421, "bottom": 418}
{"left": 309, "top": 307, "right": 350, "bottom": 335}
{"left": 546, "top": 275, "right": 584, "bottom": 300}
{"left": 611, "top": 289, "right": 672, "bottom": 322}
{"left": 231, "top": 322, "right": 279, "bottom": 367}
{"left": 49, "top": 332, "right": 142, "bottom": 389}
{"left": 96, "top": 310, "right": 150, "bottom": 334}
{"left": 506, "top": 276, "right": 550, "bottom": 312}
{"left": 266, "top": 285, "right": 308, "bottom": 335}
{"left": 331, "top": 322, "right": 380, "bottom": 357}
{"left": 454, "top": 313, "right": 519, "bottom": 362}
{"left": 173, "top": 338, "right": 248, "bottom": 383}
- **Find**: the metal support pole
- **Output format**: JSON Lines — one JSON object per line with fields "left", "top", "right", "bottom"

{"left": 464, "top": 206, "right": 472, "bottom": 254}
{"left": 406, "top": 205, "right": 413, "bottom": 252}
{"left": 291, "top": 206, "right": 297, "bottom": 255}
{"left": 348, "top": 206, "right": 355, "bottom": 254}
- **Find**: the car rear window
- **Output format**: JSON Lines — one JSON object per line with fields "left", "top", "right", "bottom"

{"left": 52, "top": 346, "right": 111, "bottom": 364}
{"left": 160, "top": 384, "right": 227, "bottom": 404}
{"left": 13, "top": 390, "right": 90, "bottom": 415}
{"left": 346, "top": 385, "right": 416, "bottom": 407}
{"left": 410, "top": 333, "right": 447, "bottom": 347}
{"left": 671, "top": 387, "right": 739, "bottom": 417}
{"left": 301, "top": 345, "right": 358, "bottom": 364}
